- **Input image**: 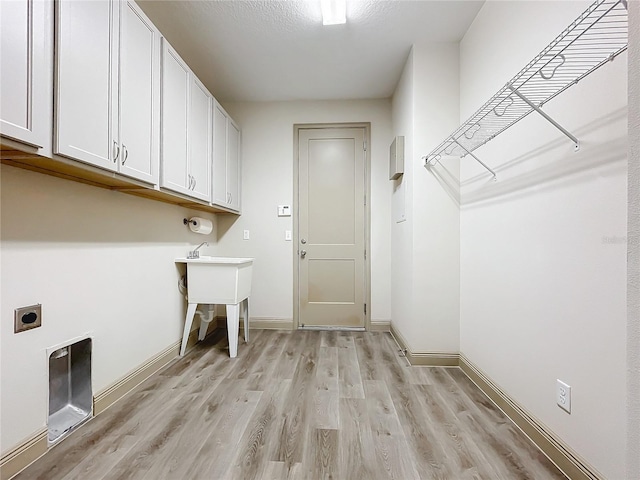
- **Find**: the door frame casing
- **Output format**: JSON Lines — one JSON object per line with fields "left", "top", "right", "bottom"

{"left": 292, "top": 122, "right": 372, "bottom": 330}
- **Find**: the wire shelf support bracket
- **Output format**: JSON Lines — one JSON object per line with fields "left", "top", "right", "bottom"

{"left": 506, "top": 84, "right": 580, "bottom": 152}
{"left": 423, "top": 0, "right": 628, "bottom": 178}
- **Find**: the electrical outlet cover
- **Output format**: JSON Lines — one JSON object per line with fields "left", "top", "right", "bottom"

{"left": 15, "top": 304, "right": 42, "bottom": 333}
{"left": 556, "top": 379, "right": 571, "bottom": 413}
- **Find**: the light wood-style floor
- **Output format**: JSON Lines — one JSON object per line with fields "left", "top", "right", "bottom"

{"left": 16, "top": 330, "right": 566, "bottom": 480}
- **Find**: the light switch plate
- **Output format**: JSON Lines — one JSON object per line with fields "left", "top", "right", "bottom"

{"left": 278, "top": 205, "right": 291, "bottom": 217}
{"left": 243, "top": 230, "right": 250, "bottom": 240}
{"left": 285, "top": 230, "right": 292, "bottom": 241}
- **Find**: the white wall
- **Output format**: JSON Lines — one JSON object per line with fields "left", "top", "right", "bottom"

{"left": 627, "top": 1, "right": 640, "bottom": 477}
{"left": 0, "top": 165, "right": 218, "bottom": 453}
{"left": 459, "top": 2, "right": 627, "bottom": 478}
{"left": 390, "top": 43, "right": 460, "bottom": 353}
{"left": 391, "top": 49, "right": 415, "bottom": 344}
{"left": 412, "top": 43, "right": 460, "bottom": 353}
{"left": 216, "top": 99, "right": 393, "bottom": 324}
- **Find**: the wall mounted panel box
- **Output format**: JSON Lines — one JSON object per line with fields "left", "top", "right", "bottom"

{"left": 389, "top": 136, "right": 404, "bottom": 180}
{"left": 48, "top": 337, "right": 92, "bottom": 444}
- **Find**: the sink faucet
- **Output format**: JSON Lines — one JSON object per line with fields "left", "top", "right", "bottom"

{"left": 188, "top": 242, "right": 209, "bottom": 259}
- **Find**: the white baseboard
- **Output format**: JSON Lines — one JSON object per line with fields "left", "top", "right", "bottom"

{"left": 389, "top": 323, "right": 459, "bottom": 366}
{"left": 222, "top": 317, "right": 385, "bottom": 332}
{"left": 240, "top": 317, "right": 295, "bottom": 330}
{"left": 370, "top": 320, "right": 391, "bottom": 332}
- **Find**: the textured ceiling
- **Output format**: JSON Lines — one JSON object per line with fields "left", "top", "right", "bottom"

{"left": 138, "top": 0, "right": 484, "bottom": 102}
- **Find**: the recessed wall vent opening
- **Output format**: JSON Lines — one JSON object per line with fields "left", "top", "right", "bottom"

{"left": 48, "top": 337, "right": 92, "bottom": 444}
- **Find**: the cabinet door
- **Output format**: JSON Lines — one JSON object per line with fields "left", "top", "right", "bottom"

{"left": 55, "top": 0, "right": 117, "bottom": 170}
{"left": 160, "top": 41, "right": 189, "bottom": 195}
{"left": 212, "top": 102, "right": 228, "bottom": 206}
{"left": 0, "top": 0, "right": 49, "bottom": 148}
{"left": 118, "top": 1, "right": 159, "bottom": 184}
{"left": 188, "top": 78, "right": 212, "bottom": 201}
{"left": 227, "top": 120, "right": 241, "bottom": 211}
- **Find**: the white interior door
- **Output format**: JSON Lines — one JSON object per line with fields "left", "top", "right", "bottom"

{"left": 297, "top": 127, "right": 366, "bottom": 328}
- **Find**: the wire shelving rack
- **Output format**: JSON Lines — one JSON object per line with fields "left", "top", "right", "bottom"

{"left": 423, "top": 0, "right": 629, "bottom": 180}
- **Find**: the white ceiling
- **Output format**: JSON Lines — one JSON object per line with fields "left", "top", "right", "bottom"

{"left": 138, "top": 0, "right": 484, "bottom": 103}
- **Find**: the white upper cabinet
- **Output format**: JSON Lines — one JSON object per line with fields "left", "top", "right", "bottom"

{"left": 1, "top": 0, "right": 242, "bottom": 214}
{"left": 212, "top": 102, "right": 228, "bottom": 207}
{"left": 0, "top": 0, "right": 51, "bottom": 148}
{"left": 161, "top": 42, "right": 189, "bottom": 195}
{"left": 227, "top": 120, "right": 241, "bottom": 212}
{"left": 55, "top": 0, "right": 115, "bottom": 169}
{"left": 118, "top": 1, "right": 160, "bottom": 184}
{"left": 188, "top": 78, "right": 212, "bottom": 201}
{"left": 160, "top": 40, "right": 211, "bottom": 202}
{"left": 212, "top": 101, "right": 241, "bottom": 212}
{"left": 55, "top": 0, "right": 160, "bottom": 184}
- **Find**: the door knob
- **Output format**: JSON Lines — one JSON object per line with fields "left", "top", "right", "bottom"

{"left": 301, "top": 239, "right": 307, "bottom": 244}
{"left": 300, "top": 250, "right": 307, "bottom": 258}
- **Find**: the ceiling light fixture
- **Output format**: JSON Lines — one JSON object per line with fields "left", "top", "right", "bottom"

{"left": 321, "top": 0, "right": 346, "bottom": 26}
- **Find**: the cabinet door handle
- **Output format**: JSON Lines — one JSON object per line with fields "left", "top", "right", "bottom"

{"left": 113, "top": 141, "right": 120, "bottom": 163}
{"left": 188, "top": 175, "right": 193, "bottom": 190}
{"left": 192, "top": 177, "right": 196, "bottom": 190}
{"left": 122, "top": 145, "right": 128, "bottom": 165}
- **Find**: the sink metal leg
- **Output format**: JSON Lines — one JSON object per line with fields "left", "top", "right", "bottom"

{"left": 180, "top": 303, "right": 198, "bottom": 357}
{"left": 227, "top": 303, "right": 240, "bottom": 358}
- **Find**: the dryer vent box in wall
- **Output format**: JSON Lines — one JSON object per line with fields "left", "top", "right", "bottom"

{"left": 389, "top": 136, "right": 404, "bottom": 180}
{"left": 48, "top": 337, "right": 92, "bottom": 444}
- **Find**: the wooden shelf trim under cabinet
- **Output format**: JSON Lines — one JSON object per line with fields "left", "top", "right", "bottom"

{"left": 0, "top": 144, "right": 238, "bottom": 215}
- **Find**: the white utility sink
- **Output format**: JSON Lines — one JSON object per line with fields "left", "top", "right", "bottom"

{"left": 175, "top": 256, "right": 253, "bottom": 358}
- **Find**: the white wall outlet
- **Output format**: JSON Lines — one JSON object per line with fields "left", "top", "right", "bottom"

{"left": 243, "top": 230, "right": 250, "bottom": 240}
{"left": 556, "top": 379, "right": 571, "bottom": 413}
{"left": 285, "top": 230, "right": 292, "bottom": 241}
